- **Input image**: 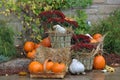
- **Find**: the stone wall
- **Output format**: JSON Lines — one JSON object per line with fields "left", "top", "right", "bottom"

{"left": 86, "top": 0, "right": 120, "bottom": 23}
{"left": 63, "top": 0, "right": 120, "bottom": 23}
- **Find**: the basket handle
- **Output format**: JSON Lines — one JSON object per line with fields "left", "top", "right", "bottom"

{"left": 92, "top": 33, "right": 108, "bottom": 56}
{"left": 92, "top": 42, "right": 101, "bottom": 57}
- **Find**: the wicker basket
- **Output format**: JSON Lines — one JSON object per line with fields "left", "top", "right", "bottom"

{"left": 34, "top": 46, "right": 71, "bottom": 72}
{"left": 30, "top": 46, "right": 71, "bottom": 78}
{"left": 72, "top": 42, "right": 102, "bottom": 71}
{"left": 71, "top": 33, "right": 107, "bottom": 71}
{"left": 73, "top": 52, "right": 94, "bottom": 71}
{"left": 49, "top": 32, "right": 72, "bottom": 48}
{"left": 35, "top": 46, "right": 71, "bottom": 66}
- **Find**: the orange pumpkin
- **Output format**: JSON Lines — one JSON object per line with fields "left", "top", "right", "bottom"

{"left": 35, "top": 43, "right": 41, "bottom": 49}
{"left": 90, "top": 39, "right": 98, "bottom": 43}
{"left": 93, "top": 55, "right": 106, "bottom": 70}
{"left": 93, "top": 33, "right": 102, "bottom": 42}
{"left": 27, "top": 50, "right": 36, "bottom": 59}
{"left": 28, "top": 61, "right": 43, "bottom": 73}
{"left": 65, "top": 17, "right": 74, "bottom": 21}
{"left": 52, "top": 62, "right": 66, "bottom": 73}
{"left": 41, "top": 37, "right": 51, "bottom": 47}
{"left": 24, "top": 41, "right": 35, "bottom": 52}
{"left": 44, "top": 59, "right": 54, "bottom": 72}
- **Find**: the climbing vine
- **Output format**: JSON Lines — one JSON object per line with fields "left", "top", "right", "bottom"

{"left": 0, "top": 0, "right": 92, "bottom": 43}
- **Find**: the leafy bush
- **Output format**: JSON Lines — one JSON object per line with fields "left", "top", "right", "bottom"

{"left": 89, "top": 9, "right": 120, "bottom": 54}
{"left": 0, "top": 20, "right": 16, "bottom": 57}
{"left": 75, "top": 10, "right": 91, "bottom": 34}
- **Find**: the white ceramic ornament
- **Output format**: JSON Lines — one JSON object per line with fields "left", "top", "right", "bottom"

{"left": 85, "top": 33, "right": 93, "bottom": 39}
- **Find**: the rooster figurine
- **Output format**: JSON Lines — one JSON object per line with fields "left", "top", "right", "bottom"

{"left": 53, "top": 24, "right": 66, "bottom": 33}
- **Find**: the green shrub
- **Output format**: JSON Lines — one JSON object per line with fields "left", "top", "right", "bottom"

{"left": 0, "top": 20, "right": 16, "bottom": 57}
{"left": 75, "top": 10, "right": 91, "bottom": 34}
{"left": 89, "top": 9, "right": 120, "bottom": 54}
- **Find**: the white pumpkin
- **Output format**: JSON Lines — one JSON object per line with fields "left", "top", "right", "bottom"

{"left": 69, "top": 59, "right": 85, "bottom": 74}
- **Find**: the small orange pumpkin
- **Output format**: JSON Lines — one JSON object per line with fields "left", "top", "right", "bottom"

{"left": 41, "top": 37, "right": 51, "bottom": 47}
{"left": 28, "top": 61, "right": 43, "bottom": 73}
{"left": 24, "top": 41, "right": 35, "bottom": 52}
{"left": 27, "top": 50, "right": 36, "bottom": 59}
{"left": 93, "top": 54, "right": 106, "bottom": 70}
{"left": 90, "top": 39, "right": 98, "bottom": 43}
{"left": 52, "top": 62, "right": 66, "bottom": 73}
{"left": 65, "top": 17, "right": 74, "bottom": 21}
{"left": 44, "top": 59, "right": 54, "bottom": 72}
{"left": 35, "top": 43, "right": 41, "bottom": 49}
{"left": 93, "top": 33, "right": 102, "bottom": 42}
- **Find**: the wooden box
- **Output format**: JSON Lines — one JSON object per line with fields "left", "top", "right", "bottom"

{"left": 30, "top": 72, "right": 66, "bottom": 79}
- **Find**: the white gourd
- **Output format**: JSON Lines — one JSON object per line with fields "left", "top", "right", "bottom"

{"left": 69, "top": 59, "right": 85, "bottom": 74}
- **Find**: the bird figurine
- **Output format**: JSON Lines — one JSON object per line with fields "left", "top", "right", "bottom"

{"left": 69, "top": 59, "right": 85, "bottom": 75}
{"left": 85, "top": 33, "right": 93, "bottom": 39}
{"left": 53, "top": 24, "right": 66, "bottom": 33}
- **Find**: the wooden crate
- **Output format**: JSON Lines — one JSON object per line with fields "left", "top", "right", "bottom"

{"left": 30, "top": 72, "right": 66, "bottom": 79}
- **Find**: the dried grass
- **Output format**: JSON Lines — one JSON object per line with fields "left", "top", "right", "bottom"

{"left": 34, "top": 46, "right": 71, "bottom": 66}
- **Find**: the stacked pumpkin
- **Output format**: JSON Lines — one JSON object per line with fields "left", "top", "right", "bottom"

{"left": 23, "top": 37, "right": 51, "bottom": 59}
{"left": 28, "top": 59, "right": 66, "bottom": 74}
{"left": 23, "top": 37, "right": 67, "bottom": 74}
{"left": 24, "top": 41, "right": 36, "bottom": 59}
{"left": 91, "top": 33, "right": 106, "bottom": 70}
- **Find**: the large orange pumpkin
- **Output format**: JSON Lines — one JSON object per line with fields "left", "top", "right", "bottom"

{"left": 52, "top": 62, "right": 66, "bottom": 73}
{"left": 28, "top": 61, "right": 43, "bottom": 73}
{"left": 44, "top": 59, "right": 54, "bottom": 72}
{"left": 93, "top": 33, "right": 102, "bottom": 42}
{"left": 93, "top": 55, "right": 106, "bottom": 70}
{"left": 41, "top": 37, "right": 51, "bottom": 47}
{"left": 24, "top": 41, "right": 35, "bottom": 52}
{"left": 27, "top": 50, "right": 36, "bottom": 59}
